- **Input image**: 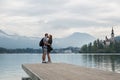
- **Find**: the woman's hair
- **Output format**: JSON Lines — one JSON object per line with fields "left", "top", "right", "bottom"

{"left": 49, "top": 35, "right": 52, "bottom": 40}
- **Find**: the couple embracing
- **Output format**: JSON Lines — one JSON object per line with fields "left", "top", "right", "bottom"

{"left": 40, "top": 33, "right": 53, "bottom": 63}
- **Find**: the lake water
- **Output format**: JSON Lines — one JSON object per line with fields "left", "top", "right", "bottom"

{"left": 0, "top": 53, "right": 120, "bottom": 80}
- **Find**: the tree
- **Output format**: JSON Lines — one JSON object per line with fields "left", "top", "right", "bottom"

{"left": 92, "top": 40, "right": 98, "bottom": 52}
{"left": 88, "top": 42, "right": 92, "bottom": 53}
{"left": 81, "top": 44, "right": 88, "bottom": 53}
{"left": 80, "top": 39, "right": 120, "bottom": 53}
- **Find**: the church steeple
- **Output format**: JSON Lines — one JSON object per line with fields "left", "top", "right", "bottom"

{"left": 111, "top": 27, "right": 115, "bottom": 42}
{"left": 111, "top": 27, "right": 114, "bottom": 37}
{"left": 111, "top": 27, "right": 114, "bottom": 34}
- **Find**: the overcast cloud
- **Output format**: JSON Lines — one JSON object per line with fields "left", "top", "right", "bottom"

{"left": 0, "top": 0, "right": 120, "bottom": 39}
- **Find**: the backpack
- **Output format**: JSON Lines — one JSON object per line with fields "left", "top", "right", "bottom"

{"left": 39, "top": 38, "right": 44, "bottom": 47}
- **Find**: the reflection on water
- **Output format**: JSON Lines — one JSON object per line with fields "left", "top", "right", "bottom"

{"left": 0, "top": 54, "right": 120, "bottom": 80}
{"left": 82, "top": 54, "right": 120, "bottom": 73}
{"left": 51, "top": 54, "right": 120, "bottom": 73}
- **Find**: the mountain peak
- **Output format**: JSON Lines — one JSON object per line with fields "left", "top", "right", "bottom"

{"left": 0, "top": 30, "right": 9, "bottom": 36}
{"left": 69, "top": 32, "right": 95, "bottom": 39}
{"left": 73, "top": 32, "right": 81, "bottom": 34}
{"left": 0, "top": 30, "right": 6, "bottom": 34}
{"left": 71, "top": 32, "right": 81, "bottom": 36}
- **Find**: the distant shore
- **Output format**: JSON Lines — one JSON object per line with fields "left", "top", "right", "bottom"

{"left": 0, "top": 47, "right": 80, "bottom": 53}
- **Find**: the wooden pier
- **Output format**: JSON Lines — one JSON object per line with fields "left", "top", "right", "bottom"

{"left": 22, "top": 63, "right": 120, "bottom": 80}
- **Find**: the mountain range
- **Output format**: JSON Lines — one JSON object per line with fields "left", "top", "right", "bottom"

{"left": 0, "top": 30, "right": 95, "bottom": 49}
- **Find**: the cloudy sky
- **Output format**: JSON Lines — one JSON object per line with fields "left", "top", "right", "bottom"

{"left": 0, "top": 0, "right": 120, "bottom": 39}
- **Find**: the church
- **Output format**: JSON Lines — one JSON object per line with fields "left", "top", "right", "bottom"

{"left": 104, "top": 27, "right": 115, "bottom": 46}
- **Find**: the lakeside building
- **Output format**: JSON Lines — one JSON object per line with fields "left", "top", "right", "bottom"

{"left": 104, "top": 27, "right": 115, "bottom": 46}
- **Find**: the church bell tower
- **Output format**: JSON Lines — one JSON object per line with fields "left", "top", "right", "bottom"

{"left": 111, "top": 27, "right": 115, "bottom": 42}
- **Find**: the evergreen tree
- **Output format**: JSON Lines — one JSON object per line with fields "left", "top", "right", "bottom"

{"left": 88, "top": 43, "right": 92, "bottom": 53}
{"left": 80, "top": 39, "right": 120, "bottom": 53}
{"left": 81, "top": 44, "right": 88, "bottom": 53}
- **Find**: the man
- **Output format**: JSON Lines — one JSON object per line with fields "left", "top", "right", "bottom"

{"left": 42, "top": 33, "right": 48, "bottom": 63}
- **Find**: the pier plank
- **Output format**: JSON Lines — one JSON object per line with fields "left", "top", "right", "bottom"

{"left": 22, "top": 63, "right": 120, "bottom": 80}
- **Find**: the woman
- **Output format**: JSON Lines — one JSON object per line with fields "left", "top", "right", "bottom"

{"left": 47, "top": 34, "right": 53, "bottom": 63}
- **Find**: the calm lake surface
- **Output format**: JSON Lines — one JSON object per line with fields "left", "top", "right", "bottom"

{"left": 0, "top": 53, "right": 120, "bottom": 80}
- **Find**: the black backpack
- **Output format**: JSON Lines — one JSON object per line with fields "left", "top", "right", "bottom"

{"left": 39, "top": 38, "right": 44, "bottom": 47}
